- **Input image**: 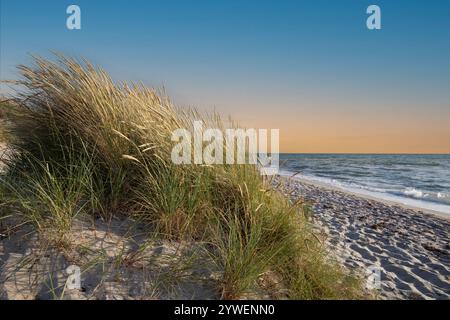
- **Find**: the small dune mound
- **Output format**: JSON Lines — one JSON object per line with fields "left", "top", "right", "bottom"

{"left": 0, "top": 54, "right": 364, "bottom": 300}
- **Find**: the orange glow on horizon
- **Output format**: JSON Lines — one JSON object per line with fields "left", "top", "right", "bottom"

{"left": 229, "top": 106, "right": 450, "bottom": 154}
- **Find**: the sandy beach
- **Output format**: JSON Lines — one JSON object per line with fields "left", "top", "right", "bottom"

{"left": 275, "top": 176, "right": 450, "bottom": 299}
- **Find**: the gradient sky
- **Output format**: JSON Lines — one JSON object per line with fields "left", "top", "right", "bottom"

{"left": 1, "top": 0, "right": 450, "bottom": 153}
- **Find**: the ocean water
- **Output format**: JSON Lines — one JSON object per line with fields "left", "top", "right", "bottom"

{"left": 278, "top": 154, "right": 450, "bottom": 215}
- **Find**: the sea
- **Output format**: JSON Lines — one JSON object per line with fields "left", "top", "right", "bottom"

{"left": 278, "top": 154, "right": 450, "bottom": 215}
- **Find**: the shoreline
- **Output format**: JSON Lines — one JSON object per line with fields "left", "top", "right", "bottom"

{"left": 289, "top": 176, "right": 450, "bottom": 221}
{"left": 275, "top": 175, "right": 450, "bottom": 300}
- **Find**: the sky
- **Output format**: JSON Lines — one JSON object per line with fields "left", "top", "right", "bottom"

{"left": 1, "top": 0, "right": 450, "bottom": 153}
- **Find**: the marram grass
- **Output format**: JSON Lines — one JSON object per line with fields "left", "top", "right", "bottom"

{"left": 0, "top": 54, "right": 364, "bottom": 299}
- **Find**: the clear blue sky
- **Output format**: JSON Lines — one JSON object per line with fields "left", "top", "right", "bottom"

{"left": 1, "top": 0, "right": 450, "bottom": 152}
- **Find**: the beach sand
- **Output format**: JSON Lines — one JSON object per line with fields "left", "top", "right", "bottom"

{"left": 275, "top": 176, "right": 450, "bottom": 300}
{"left": 0, "top": 219, "right": 221, "bottom": 300}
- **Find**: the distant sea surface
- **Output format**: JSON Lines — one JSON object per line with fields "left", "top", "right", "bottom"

{"left": 278, "top": 154, "right": 450, "bottom": 215}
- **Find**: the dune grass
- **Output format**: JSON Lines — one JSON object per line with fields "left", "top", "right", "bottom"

{"left": 0, "top": 54, "right": 364, "bottom": 299}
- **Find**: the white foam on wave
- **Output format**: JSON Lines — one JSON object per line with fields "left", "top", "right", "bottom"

{"left": 278, "top": 170, "right": 450, "bottom": 215}
{"left": 404, "top": 188, "right": 426, "bottom": 198}
{"left": 437, "top": 192, "right": 448, "bottom": 199}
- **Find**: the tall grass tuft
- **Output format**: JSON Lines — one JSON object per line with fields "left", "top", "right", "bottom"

{"left": 0, "top": 54, "right": 364, "bottom": 299}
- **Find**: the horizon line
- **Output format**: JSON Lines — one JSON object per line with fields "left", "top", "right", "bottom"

{"left": 277, "top": 152, "right": 450, "bottom": 155}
